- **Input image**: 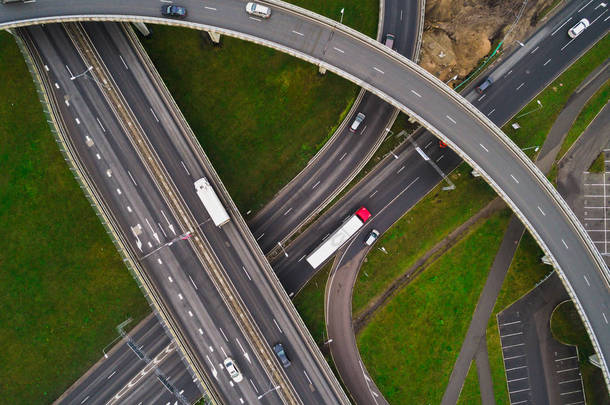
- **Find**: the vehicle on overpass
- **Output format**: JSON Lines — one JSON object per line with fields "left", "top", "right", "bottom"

{"left": 194, "top": 177, "right": 230, "bottom": 226}
{"left": 306, "top": 207, "right": 371, "bottom": 268}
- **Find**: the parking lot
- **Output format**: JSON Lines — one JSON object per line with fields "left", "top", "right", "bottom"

{"left": 497, "top": 273, "right": 586, "bottom": 405}
{"left": 582, "top": 151, "right": 610, "bottom": 265}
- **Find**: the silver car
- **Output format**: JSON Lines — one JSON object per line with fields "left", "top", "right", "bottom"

{"left": 350, "top": 112, "right": 366, "bottom": 133}
{"left": 223, "top": 358, "right": 243, "bottom": 383}
{"left": 246, "top": 2, "right": 271, "bottom": 18}
{"left": 568, "top": 18, "right": 589, "bottom": 38}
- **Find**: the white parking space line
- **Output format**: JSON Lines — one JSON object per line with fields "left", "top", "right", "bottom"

{"left": 561, "top": 389, "right": 583, "bottom": 396}
{"left": 557, "top": 367, "right": 579, "bottom": 373}
{"left": 292, "top": 30, "right": 304, "bottom": 36}
{"left": 506, "top": 365, "right": 527, "bottom": 372}
{"left": 501, "top": 320, "right": 521, "bottom": 326}
{"left": 505, "top": 354, "right": 525, "bottom": 360}
{"left": 333, "top": 47, "right": 344, "bottom": 53}
{"left": 501, "top": 331, "right": 523, "bottom": 338}
{"left": 508, "top": 376, "right": 528, "bottom": 383}
{"left": 551, "top": 17, "right": 572, "bottom": 36}
{"left": 559, "top": 378, "right": 582, "bottom": 384}
{"left": 503, "top": 342, "right": 525, "bottom": 349}
{"left": 411, "top": 89, "right": 422, "bottom": 98}
{"left": 555, "top": 355, "right": 578, "bottom": 362}
{"left": 511, "top": 387, "right": 530, "bottom": 394}
{"left": 373, "top": 67, "right": 385, "bottom": 74}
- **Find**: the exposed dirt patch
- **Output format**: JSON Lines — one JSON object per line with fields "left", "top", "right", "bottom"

{"left": 421, "top": 0, "right": 559, "bottom": 83}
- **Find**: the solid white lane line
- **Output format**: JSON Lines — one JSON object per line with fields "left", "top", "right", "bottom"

{"left": 562, "top": 239, "right": 569, "bottom": 249}
{"left": 578, "top": 0, "right": 594, "bottom": 12}
{"left": 373, "top": 67, "right": 385, "bottom": 74}
{"left": 180, "top": 161, "right": 190, "bottom": 175}
{"left": 561, "top": 38, "right": 575, "bottom": 51}
{"left": 128, "top": 170, "right": 138, "bottom": 186}
{"left": 242, "top": 266, "right": 252, "bottom": 281}
{"left": 298, "top": 255, "right": 306, "bottom": 262}
{"left": 273, "top": 318, "right": 283, "bottom": 333}
{"left": 189, "top": 275, "right": 198, "bottom": 290}
{"left": 480, "top": 143, "right": 489, "bottom": 152}
{"left": 551, "top": 17, "right": 572, "bottom": 36}
{"left": 411, "top": 89, "right": 422, "bottom": 98}
{"left": 204, "top": 6, "right": 217, "bottom": 10}
{"left": 96, "top": 117, "right": 105, "bottom": 132}
{"left": 537, "top": 206, "right": 546, "bottom": 216}
{"left": 583, "top": 275, "right": 590, "bottom": 286}
{"left": 446, "top": 115, "right": 456, "bottom": 124}
{"left": 333, "top": 47, "right": 344, "bottom": 53}
{"left": 590, "top": 9, "right": 608, "bottom": 24}
{"left": 511, "top": 174, "right": 519, "bottom": 183}
{"left": 119, "top": 55, "right": 128, "bottom": 69}
{"left": 544, "top": 58, "right": 552, "bottom": 66}
{"left": 150, "top": 108, "right": 159, "bottom": 122}
{"left": 292, "top": 30, "right": 304, "bottom": 36}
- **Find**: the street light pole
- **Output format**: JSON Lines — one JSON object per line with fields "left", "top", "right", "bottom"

{"left": 277, "top": 241, "right": 288, "bottom": 257}
{"left": 70, "top": 65, "right": 93, "bottom": 80}
{"left": 340, "top": 8, "right": 344, "bottom": 24}
{"left": 516, "top": 100, "right": 543, "bottom": 118}
{"left": 257, "top": 384, "right": 281, "bottom": 400}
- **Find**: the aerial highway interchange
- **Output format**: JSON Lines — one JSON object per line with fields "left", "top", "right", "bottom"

{"left": 1, "top": 0, "right": 609, "bottom": 403}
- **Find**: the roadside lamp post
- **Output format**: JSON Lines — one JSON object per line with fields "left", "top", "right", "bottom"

{"left": 445, "top": 74, "right": 458, "bottom": 84}
{"left": 516, "top": 100, "right": 543, "bottom": 118}
{"left": 339, "top": 8, "right": 344, "bottom": 24}
{"left": 522, "top": 145, "right": 540, "bottom": 152}
{"left": 70, "top": 65, "right": 93, "bottom": 80}
{"left": 278, "top": 241, "right": 288, "bottom": 257}
{"left": 258, "top": 384, "right": 281, "bottom": 400}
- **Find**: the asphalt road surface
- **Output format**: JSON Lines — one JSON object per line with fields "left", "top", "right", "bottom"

{"left": 22, "top": 22, "right": 348, "bottom": 404}
{"left": 3, "top": 0, "right": 609, "bottom": 394}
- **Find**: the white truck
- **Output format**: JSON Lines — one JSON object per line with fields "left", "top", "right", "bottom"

{"left": 306, "top": 207, "right": 371, "bottom": 268}
{"left": 194, "top": 177, "right": 230, "bottom": 227}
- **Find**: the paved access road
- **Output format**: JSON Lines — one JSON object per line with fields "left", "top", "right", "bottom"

{"left": 2, "top": 0, "right": 609, "bottom": 389}
{"left": 22, "top": 22, "right": 348, "bottom": 404}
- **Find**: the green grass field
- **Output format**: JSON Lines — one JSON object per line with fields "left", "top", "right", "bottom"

{"left": 294, "top": 262, "right": 332, "bottom": 344}
{"left": 140, "top": 1, "right": 378, "bottom": 213}
{"left": 558, "top": 82, "right": 610, "bottom": 159}
{"left": 456, "top": 361, "right": 482, "bottom": 405}
{"left": 352, "top": 164, "right": 497, "bottom": 316}
{"left": 0, "top": 32, "right": 149, "bottom": 404}
{"left": 589, "top": 151, "right": 606, "bottom": 173}
{"left": 357, "top": 210, "right": 511, "bottom": 404}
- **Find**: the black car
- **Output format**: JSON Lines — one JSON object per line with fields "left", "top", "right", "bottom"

{"left": 161, "top": 5, "right": 187, "bottom": 18}
{"left": 273, "top": 343, "right": 291, "bottom": 368}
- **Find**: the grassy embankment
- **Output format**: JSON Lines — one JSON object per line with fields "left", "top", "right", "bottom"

{"left": 357, "top": 211, "right": 512, "bottom": 404}
{"left": 141, "top": 0, "right": 378, "bottom": 213}
{"left": 0, "top": 33, "right": 149, "bottom": 404}
{"left": 588, "top": 152, "right": 606, "bottom": 173}
{"left": 551, "top": 301, "right": 610, "bottom": 405}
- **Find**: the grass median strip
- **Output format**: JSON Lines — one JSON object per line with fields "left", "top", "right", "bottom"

{"left": 357, "top": 210, "right": 511, "bottom": 404}
{"left": 0, "top": 32, "right": 149, "bottom": 404}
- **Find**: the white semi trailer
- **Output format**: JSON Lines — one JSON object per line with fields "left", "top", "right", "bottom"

{"left": 194, "top": 177, "right": 230, "bottom": 227}
{"left": 306, "top": 207, "right": 371, "bottom": 268}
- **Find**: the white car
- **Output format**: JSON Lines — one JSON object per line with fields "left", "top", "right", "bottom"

{"left": 223, "top": 358, "right": 243, "bottom": 383}
{"left": 568, "top": 18, "right": 589, "bottom": 38}
{"left": 365, "top": 229, "right": 380, "bottom": 246}
{"left": 246, "top": 2, "right": 271, "bottom": 18}
{"left": 350, "top": 112, "right": 366, "bottom": 133}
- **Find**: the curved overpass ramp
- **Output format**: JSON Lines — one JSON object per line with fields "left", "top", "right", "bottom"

{"left": 2, "top": 0, "right": 608, "bottom": 388}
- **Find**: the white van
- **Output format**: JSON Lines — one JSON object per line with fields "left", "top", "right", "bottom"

{"left": 246, "top": 2, "right": 271, "bottom": 18}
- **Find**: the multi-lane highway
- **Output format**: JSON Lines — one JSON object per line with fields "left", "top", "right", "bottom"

{"left": 250, "top": 0, "right": 423, "bottom": 254}
{"left": 19, "top": 21, "right": 348, "bottom": 404}
{"left": 3, "top": 0, "right": 609, "bottom": 395}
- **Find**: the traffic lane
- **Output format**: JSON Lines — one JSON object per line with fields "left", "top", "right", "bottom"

{"left": 383, "top": 0, "right": 420, "bottom": 57}
{"left": 470, "top": 2, "right": 609, "bottom": 117}
{"left": 85, "top": 21, "right": 338, "bottom": 404}
{"left": 326, "top": 247, "right": 388, "bottom": 405}
{"left": 252, "top": 92, "right": 395, "bottom": 252}
{"left": 203, "top": 220, "right": 337, "bottom": 404}
{"left": 29, "top": 25, "right": 262, "bottom": 405}
{"left": 275, "top": 137, "right": 460, "bottom": 293}
{"left": 144, "top": 241, "right": 274, "bottom": 404}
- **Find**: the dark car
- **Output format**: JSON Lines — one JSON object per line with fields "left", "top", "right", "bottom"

{"left": 161, "top": 5, "right": 187, "bottom": 18}
{"left": 273, "top": 343, "right": 291, "bottom": 368}
{"left": 476, "top": 76, "right": 493, "bottom": 94}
